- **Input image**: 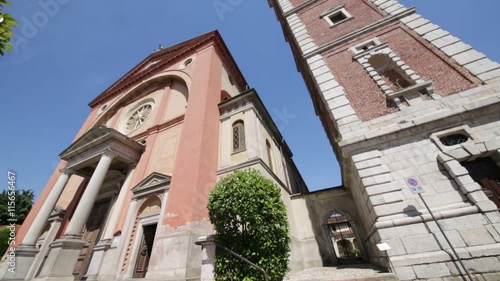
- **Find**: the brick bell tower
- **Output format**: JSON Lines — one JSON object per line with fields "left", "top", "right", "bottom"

{"left": 269, "top": 0, "right": 500, "bottom": 280}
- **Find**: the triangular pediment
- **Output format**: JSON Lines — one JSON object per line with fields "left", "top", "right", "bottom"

{"left": 321, "top": 4, "right": 344, "bottom": 17}
{"left": 59, "top": 125, "right": 144, "bottom": 166}
{"left": 131, "top": 172, "right": 171, "bottom": 198}
{"left": 88, "top": 30, "right": 247, "bottom": 108}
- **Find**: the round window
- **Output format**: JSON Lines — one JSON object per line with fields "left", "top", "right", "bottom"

{"left": 439, "top": 133, "right": 469, "bottom": 146}
{"left": 123, "top": 101, "right": 155, "bottom": 134}
{"left": 180, "top": 56, "right": 195, "bottom": 69}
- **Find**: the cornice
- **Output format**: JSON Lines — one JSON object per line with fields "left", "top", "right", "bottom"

{"left": 88, "top": 31, "right": 248, "bottom": 108}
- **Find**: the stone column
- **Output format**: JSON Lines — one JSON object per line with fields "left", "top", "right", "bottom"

{"left": 0, "top": 170, "right": 72, "bottom": 280}
{"left": 38, "top": 151, "right": 116, "bottom": 278}
{"left": 101, "top": 168, "right": 135, "bottom": 240}
{"left": 64, "top": 151, "right": 116, "bottom": 237}
{"left": 21, "top": 169, "right": 72, "bottom": 247}
{"left": 25, "top": 213, "right": 64, "bottom": 280}
{"left": 195, "top": 235, "right": 216, "bottom": 281}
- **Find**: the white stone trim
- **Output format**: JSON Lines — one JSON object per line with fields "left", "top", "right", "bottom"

{"left": 429, "top": 125, "right": 477, "bottom": 152}
{"left": 437, "top": 137, "right": 500, "bottom": 212}
{"left": 179, "top": 56, "right": 195, "bottom": 70}
{"left": 277, "top": 0, "right": 294, "bottom": 13}
{"left": 304, "top": 53, "right": 360, "bottom": 130}
{"left": 321, "top": 6, "right": 353, "bottom": 28}
{"left": 286, "top": 14, "right": 318, "bottom": 54}
{"left": 119, "top": 98, "right": 156, "bottom": 135}
{"left": 349, "top": 37, "right": 383, "bottom": 56}
{"left": 355, "top": 44, "right": 433, "bottom": 108}
{"left": 368, "top": 0, "right": 500, "bottom": 82}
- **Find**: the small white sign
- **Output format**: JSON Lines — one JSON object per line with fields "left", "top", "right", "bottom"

{"left": 376, "top": 242, "right": 391, "bottom": 251}
{"left": 405, "top": 176, "right": 425, "bottom": 194}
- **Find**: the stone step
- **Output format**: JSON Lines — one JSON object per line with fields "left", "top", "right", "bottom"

{"left": 285, "top": 265, "right": 400, "bottom": 281}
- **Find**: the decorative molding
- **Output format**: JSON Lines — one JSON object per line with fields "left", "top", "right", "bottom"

{"left": 216, "top": 157, "right": 292, "bottom": 195}
{"left": 320, "top": 4, "right": 345, "bottom": 18}
{"left": 437, "top": 137, "right": 500, "bottom": 212}
{"left": 369, "top": 0, "right": 500, "bottom": 82}
{"left": 302, "top": 7, "right": 415, "bottom": 59}
{"left": 430, "top": 125, "right": 476, "bottom": 152}
{"left": 355, "top": 43, "right": 432, "bottom": 108}
{"left": 320, "top": 6, "right": 353, "bottom": 28}
{"left": 131, "top": 172, "right": 171, "bottom": 199}
{"left": 306, "top": 54, "right": 360, "bottom": 128}
{"left": 61, "top": 126, "right": 144, "bottom": 170}
{"left": 89, "top": 31, "right": 247, "bottom": 108}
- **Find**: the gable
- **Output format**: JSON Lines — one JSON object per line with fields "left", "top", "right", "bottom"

{"left": 131, "top": 172, "right": 171, "bottom": 198}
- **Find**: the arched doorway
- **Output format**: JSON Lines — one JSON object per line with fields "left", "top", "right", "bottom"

{"left": 326, "top": 212, "right": 363, "bottom": 263}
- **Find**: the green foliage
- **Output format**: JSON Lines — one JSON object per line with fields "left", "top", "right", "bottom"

{"left": 0, "top": 0, "right": 18, "bottom": 56}
{"left": 0, "top": 228, "right": 11, "bottom": 256}
{"left": 351, "top": 248, "right": 361, "bottom": 257}
{"left": 207, "top": 169, "right": 290, "bottom": 281}
{"left": 0, "top": 189, "right": 35, "bottom": 225}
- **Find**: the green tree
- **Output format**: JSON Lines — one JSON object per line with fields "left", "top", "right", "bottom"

{"left": 0, "top": 189, "right": 35, "bottom": 225}
{"left": 207, "top": 169, "right": 290, "bottom": 281}
{"left": 0, "top": 0, "right": 17, "bottom": 56}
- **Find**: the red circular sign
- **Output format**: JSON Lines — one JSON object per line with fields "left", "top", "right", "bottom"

{"left": 407, "top": 177, "right": 418, "bottom": 187}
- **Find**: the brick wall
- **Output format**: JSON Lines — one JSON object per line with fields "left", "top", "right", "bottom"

{"left": 295, "top": 0, "right": 384, "bottom": 47}
{"left": 321, "top": 24, "right": 478, "bottom": 121}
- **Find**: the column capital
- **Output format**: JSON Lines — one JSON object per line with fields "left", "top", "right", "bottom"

{"left": 102, "top": 149, "right": 118, "bottom": 159}
{"left": 59, "top": 168, "right": 75, "bottom": 175}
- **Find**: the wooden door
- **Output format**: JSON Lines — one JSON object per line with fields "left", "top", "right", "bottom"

{"left": 133, "top": 224, "right": 157, "bottom": 278}
{"left": 463, "top": 158, "right": 500, "bottom": 209}
{"left": 73, "top": 200, "right": 111, "bottom": 279}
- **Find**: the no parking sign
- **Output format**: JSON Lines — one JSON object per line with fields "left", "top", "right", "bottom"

{"left": 405, "top": 176, "right": 425, "bottom": 194}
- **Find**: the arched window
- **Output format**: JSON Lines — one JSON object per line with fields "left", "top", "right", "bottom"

{"left": 232, "top": 120, "right": 245, "bottom": 153}
{"left": 326, "top": 211, "right": 362, "bottom": 262}
{"left": 266, "top": 140, "right": 274, "bottom": 171}
{"left": 368, "top": 53, "right": 413, "bottom": 92}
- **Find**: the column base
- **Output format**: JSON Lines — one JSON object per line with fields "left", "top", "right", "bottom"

{"left": 37, "top": 237, "right": 86, "bottom": 278}
{"left": 85, "top": 239, "right": 112, "bottom": 279}
{"left": 195, "top": 235, "right": 216, "bottom": 281}
{"left": 0, "top": 244, "right": 39, "bottom": 281}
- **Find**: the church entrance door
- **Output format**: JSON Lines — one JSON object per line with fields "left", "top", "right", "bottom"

{"left": 133, "top": 224, "right": 157, "bottom": 278}
{"left": 72, "top": 200, "right": 111, "bottom": 280}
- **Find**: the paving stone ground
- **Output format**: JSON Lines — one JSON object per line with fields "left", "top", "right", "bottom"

{"left": 285, "top": 265, "right": 400, "bottom": 281}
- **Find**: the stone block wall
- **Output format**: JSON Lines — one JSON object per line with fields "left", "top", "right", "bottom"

{"left": 347, "top": 120, "right": 500, "bottom": 279}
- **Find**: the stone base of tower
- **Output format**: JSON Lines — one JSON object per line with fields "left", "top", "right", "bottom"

{"left": 345, "top": 122, "right": 500, "bottom": 280}
{"left": 365, "top": 215, "right": 500, "bottom": 280}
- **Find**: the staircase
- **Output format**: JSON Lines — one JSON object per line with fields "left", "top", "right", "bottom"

{"left": 285, "top": 265, "right": 399, "bottom": 281}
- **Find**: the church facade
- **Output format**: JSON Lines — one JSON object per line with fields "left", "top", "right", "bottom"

{"left": 0, "top": 31, "right": 359, "bottom": 281}
{"left": 1, "top": 1, "right": 500, "bottom": 281}
{"left": 267, "top": 0, "right": 500, "bottom": 280}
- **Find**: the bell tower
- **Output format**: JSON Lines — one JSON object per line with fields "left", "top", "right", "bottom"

{"left": 269, "top": 0, "right": 500, "bottom": 280}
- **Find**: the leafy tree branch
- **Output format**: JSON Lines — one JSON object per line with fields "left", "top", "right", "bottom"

{"left": 0, "top": 0, "right": 17, "bottom": 56}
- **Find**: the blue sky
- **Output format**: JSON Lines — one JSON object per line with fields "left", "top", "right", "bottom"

{"left": 1, "top": 0, "right": 499, "bottom": 197}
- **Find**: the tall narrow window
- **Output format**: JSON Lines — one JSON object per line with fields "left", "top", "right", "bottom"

{"left": 232, "top": 120, "right": 245, "bottom": 153}
{"left": 266, "top": 140, "right": 274, "bottom": 171}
